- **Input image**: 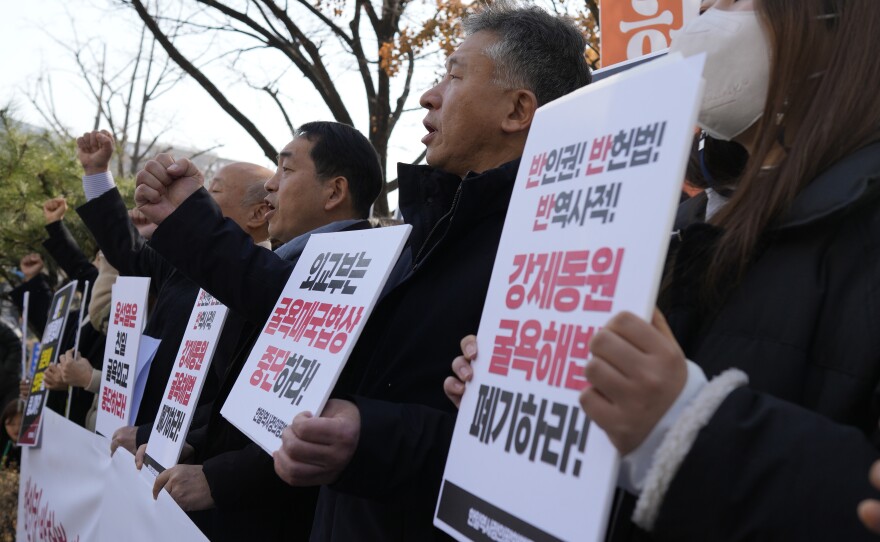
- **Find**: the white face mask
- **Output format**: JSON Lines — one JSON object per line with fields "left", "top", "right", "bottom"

{"left": 669, "top": 8, "right": 771, "bottom": 141}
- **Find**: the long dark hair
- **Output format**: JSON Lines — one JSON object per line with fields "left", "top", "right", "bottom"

{"left": 705, "top": 0, "right": 880, "bottom": 300}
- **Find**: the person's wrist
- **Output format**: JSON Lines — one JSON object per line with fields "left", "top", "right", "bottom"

{"left": 83, "top": 164, "right": 110, "bottom": 176}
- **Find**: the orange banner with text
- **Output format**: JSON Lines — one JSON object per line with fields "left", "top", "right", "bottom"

{"left": 600, "top": 0, "right": 700, "bottom": 67}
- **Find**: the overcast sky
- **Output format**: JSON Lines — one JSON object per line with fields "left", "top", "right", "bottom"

{"left": 1, "top": 1, "right": 439, "bottom": 211}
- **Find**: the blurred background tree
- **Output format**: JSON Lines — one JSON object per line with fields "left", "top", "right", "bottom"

{"left": 0, "top": 107, "right": 135, "bottom": 287}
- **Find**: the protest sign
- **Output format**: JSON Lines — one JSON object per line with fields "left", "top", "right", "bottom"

{"left": 18, "top": 409, "right": 109, "bottom": 542}
{"left": 95, "top": 276, "right": 150, "bottom": 437}
{"left": 435, "top": 53, "right": 706, "bottom": 542}
{"left": 592, "top": 48, "right": 667, "bottom": 83}
{"left": 143, "top": 290, "right": 230, "bottom": 476}
{"left": 222, "top": 225, "right": 411, "bottom": 453}
{"left": 99, "top": 448, "right": 209, "bottom": 542}
{"left": 18, "top": 281, "right": 77, "bottom": 447}
{"left": 17, "top": 409, "right": 208, "bottom": 542}
{"left": 599, "top": 0, "right": 699, "bottom": 67}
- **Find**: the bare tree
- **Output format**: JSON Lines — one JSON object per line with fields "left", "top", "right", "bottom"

{"left": 122, "top": 0, "right": 599, "bottom": 214}
{"left": 125, "top": 0, "right": 471, "bottom": 216}
{"left": 26, "top": 10, "right": 186, "bottom": 177}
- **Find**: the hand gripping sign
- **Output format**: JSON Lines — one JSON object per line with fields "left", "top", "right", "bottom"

{"left": 222, "top": 225, "right": 411, "bottom": 454}
{"left": 435, "top": 53, "right": 707, "bottom": 542}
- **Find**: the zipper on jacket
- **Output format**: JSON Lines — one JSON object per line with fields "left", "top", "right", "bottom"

{"left": 412, "top": 184, "right": 462, "bottom": 270}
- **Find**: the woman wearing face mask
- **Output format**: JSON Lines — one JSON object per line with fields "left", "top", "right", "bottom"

{"left": 572, "top": 0, "right": 880, "bottom": 539}
{"left": 444, "top": 0, "right": 880, "bottom": 537}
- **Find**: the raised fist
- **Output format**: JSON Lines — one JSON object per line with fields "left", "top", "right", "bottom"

{"left": 134, "top": 154, "right": 204, "bottom": 225}
{"left": 20, "top": 253, "right": 43, "bottom": 282}
{"left": 43, "top": 197, "right": 68, "bottom": 224}
{"left": 76, "top": 130, "right": 115, "bottom": 176}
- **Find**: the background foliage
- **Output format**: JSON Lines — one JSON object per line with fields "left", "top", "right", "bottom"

{"left": 0, "top": 108, "right": 134, "bottom": 287}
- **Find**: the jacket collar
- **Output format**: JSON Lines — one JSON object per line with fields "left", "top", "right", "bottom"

{"left": 396, "top": 159, "right": 519, "bottom": 255}
{"left": 776, "top": 141, "right": 880, "bottom": 230}
{"left": 452, "top": 160, "right": 520, "bottom": 232}
{"left": 396, "top": 160, "right": 520, "bottom": 214}
{"left": 273, "top": 219, "right": 369, "bottom": 261}
{"left": 397, "top": 163, "right": 460, "bottom": 253}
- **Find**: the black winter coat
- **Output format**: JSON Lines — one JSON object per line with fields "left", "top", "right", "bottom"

{"left": 312, "top": 160, "right": 517, "bottom": 541}
{"left": 41, "top": 220, "right": 105, "bottom": 425}
{"left": 611, "top": 142, "right": 880, "bottom": 541}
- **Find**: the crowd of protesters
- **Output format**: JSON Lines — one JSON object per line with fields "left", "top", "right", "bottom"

{"left": 3, "top": 0, "right": 880, "bottom": 539}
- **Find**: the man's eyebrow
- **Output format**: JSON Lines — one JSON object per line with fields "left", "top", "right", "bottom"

{"left": 277, "top": 151, "right": 292, "bottom": 162}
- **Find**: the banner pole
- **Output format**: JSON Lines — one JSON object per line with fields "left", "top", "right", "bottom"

{"left": 65, "top": 281, "right": 91, "bottom": 420}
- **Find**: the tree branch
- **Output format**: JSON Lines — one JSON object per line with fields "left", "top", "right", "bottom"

{"left": 292, "top": 0, "right": 354, "bottom": 49}
{"left": 263, "top": 86, "right": 295, "bottom": 136}
{"left": 130, "top": 0, "right": 277, "bottom": 162}
{"left": 389, "top": 48, "right": 414, "bottom": 132}
{"left": 257, "top": 0, "right": 355, "bottom": 124}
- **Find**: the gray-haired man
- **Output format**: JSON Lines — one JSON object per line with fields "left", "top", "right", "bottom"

{"left": 272, "top": 3, "right": 591, "bottom": 540}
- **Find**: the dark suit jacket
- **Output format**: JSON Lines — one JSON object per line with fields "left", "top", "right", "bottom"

{"left": 149, "top": 189, "right": 372, "bottom": 541}
{"left": 77, "top": 188, "right": 243, "bottom": 434}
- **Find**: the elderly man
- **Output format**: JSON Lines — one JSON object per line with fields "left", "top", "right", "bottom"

{"left": 133, "top": 121, "right": 383, "bottom": 541}
{"left": 135, "top": 4, "right": 590, "bottom": 539}
{"left": 74, "top": 130, "right": 272, "bottom": 452}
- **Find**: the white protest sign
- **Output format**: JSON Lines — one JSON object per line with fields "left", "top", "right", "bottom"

{"left": 435, "top": 53, "right": 706, "bottom": 542}
{"left": 95, "top": 276, "right": 150, "bottom": 437}
{"left": 143, "top": 290, "right": 230, "bottom": 476}
{"left": 222, "top": 225, "right": 411, "bottom": 453}
{"left": 99, "top": 448, "right": 209, "bottom": 542}
{"left": 18, "top": 409, "right": 107, "bottom": 542}
{"left": 17, "top": 409, "right": 208, "bottom": 542}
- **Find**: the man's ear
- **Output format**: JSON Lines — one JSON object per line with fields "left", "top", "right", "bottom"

{"left": 248, "top": 201, "right": 270, "bottom": 228}
{"left": 324, "top": 176, "right": 351, "bottom": 213}
{"left": 500, "top": 89, "right": 538, "bottom": 134}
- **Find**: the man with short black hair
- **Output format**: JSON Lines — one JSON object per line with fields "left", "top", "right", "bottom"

{"left": 132, "top": 121, "right": 383, "bottom": 541}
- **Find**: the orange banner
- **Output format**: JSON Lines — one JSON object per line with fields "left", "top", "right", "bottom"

{"left": 600, "top": 0, "right": 700, "bottom": 68}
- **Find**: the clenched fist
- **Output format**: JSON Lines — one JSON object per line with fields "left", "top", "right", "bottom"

{"left": 43, "top": 197, "right": 68, "bottom": 224}
{"left": 134, "top": 154, "right": 204, "bottom": 225}
{"left": 76, "top": 130, "right": 114, "bottom": 176}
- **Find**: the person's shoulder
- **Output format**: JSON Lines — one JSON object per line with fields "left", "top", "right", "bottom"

{"left": 674, "top": 191, "right": 708, "bottom": 231}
